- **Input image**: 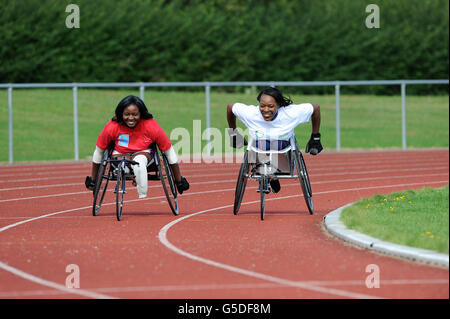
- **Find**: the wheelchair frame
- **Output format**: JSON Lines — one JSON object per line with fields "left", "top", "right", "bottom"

{"left": 92, "top": 143, "right": 179, "bottom": 221}
{"left": 233, "top": 135, "right": 313, "bottom": 220}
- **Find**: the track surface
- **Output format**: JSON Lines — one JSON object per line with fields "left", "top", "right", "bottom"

{"left": 0, "top": 150, "right": 448, "bottom": 299}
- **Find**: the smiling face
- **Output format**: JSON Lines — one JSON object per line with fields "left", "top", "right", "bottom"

{"left": 259, "top": 94, "right": 280, "bottom": 121}
{"left": 123, "top": 104, "right": 141, "bottom": 128}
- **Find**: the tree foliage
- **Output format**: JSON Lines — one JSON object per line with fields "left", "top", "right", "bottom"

{"left": 0, "top": 0, "right": 448, "bottom": 93}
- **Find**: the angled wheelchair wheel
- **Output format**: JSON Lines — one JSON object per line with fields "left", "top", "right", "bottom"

{"left": 294, "top": 149, "right": 314, "bottom": 214}
{"left": 156, "top": 150, "right": 179, "bottom": 216}
{"left": 233, "top": 151, "right": 249, "bottom": 215}
{"left": 260, "top": 175, "right": 268, "bottom": 220}
{"left": 92, "top": 153, "right": 111, "bottom": 217}
{"left": 115, "top": 163, "right": 126, "bottom": 221}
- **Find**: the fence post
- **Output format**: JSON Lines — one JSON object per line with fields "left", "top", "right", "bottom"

{"left": 401, "top": 82, "right": 406, "bottom": 150}
{"left": 73, "top": 85, "right": 79, "bottom": 161}
{"left": 335, "top": 83, "right": 341, "bottom": 152}
{"left": 205, "top": 84, "right": 211, "bottom": 156}
{"left": 8, "top": 86, "right": 13, "bottom": 164}
{"left": 140, "top": 84, "right": 145, "bottom": 102}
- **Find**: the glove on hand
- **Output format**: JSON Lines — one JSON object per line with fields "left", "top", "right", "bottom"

{"left": 227, "top": 128, "right": 247, "bottom": 149}
{"left": 85, "top": 176, "right": 95, "bottom": 191}
{"left": 305, "top": 133, "right": 323, "bottom": 155}
{"left": 176, "top": 176, "right": 190, "bottom": 194}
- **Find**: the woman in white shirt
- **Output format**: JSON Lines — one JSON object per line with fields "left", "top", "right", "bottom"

{"left": 226, "top": 86, "right": 322, "bottom": 193}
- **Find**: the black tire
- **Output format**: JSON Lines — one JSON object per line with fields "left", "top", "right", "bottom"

{"left": 260, "top": 175, "right": 267, "bottom": 221}
{"left": 294, "top": 149, "right": 314, "bottom": 214}
{"left": 156, "top": 150, "right": 179, "bottom": 216}
{"left": 92, "top": 156, "right": 110, "bottom": 217}
{"left": 233, "top": 151, "right": 249, "bottom": 215}
{"left": 116, "top": 164, "right": 125, "bottom": 221}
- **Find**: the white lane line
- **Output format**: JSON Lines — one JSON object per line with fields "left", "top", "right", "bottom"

{"left": 1, "top": 169, "right": 447, "bottom": 202}
{"left": 0, "top": 154, "right": 446, "bottom": 177}
{"left": 1, "top": 180, "right": 448, "bottom": 299}
{"left": 1, "top": 171, "right": 447, "bottom": 194}
{"left": 0, "top": 261, "right": 114, "bottom": 299}
{"left": 1, "top": 161, "right": 447, "bottom": 183}
{"left": 158, "top": 202, "right": 383, "bottom": 299}
{"left": 157, "top": 180, "right": 449, "bottom": 299}
{"left": 1, "top": 278, "right": 447, "bottom": 298}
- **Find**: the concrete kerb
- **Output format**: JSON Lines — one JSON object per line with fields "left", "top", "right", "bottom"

{"left": 323, "top": 203, "right": 449, "bottom": 269}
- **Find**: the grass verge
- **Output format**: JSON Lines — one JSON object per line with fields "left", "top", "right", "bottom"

{"left": 340, "top": 185, "right": 449, "bottom": 254}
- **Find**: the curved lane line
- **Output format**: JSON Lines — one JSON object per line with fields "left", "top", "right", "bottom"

{"left": 1, "top": 181, "right": 447, "bottom": 299}
{"left": 158, "top": 198, "right": 383, "bottom": 299}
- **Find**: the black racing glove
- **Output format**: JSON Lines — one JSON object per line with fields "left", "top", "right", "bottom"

{"left": 176, "top": 176, "right": 190, "bottom": 194}
{"left": 305, "top": 133, "right": 323, "bottom": 155}
{"left": 85, "top": 176, "right": 95, "bottom": 191}
{"left": 227, "top": 128, "right": 248, "bottom": 149}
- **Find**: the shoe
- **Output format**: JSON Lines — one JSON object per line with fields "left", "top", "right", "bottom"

{"left": 270, "top": 179, "right": 280, "bottom": 194}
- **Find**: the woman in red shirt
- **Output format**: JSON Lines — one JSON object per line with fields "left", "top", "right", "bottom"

{"left": 85, "top": 95, "right": 189, "bottom": 198}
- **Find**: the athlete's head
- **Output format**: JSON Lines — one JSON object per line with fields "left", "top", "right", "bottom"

{"left": 113, "top": 95, "right": 153, "bottom": 128}
{"left": 256, "top": 87, "right": 293, "bottom": 121}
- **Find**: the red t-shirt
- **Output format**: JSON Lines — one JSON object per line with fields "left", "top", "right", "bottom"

{"left": 96, "top": 118, "right": 172, "bottom": 153}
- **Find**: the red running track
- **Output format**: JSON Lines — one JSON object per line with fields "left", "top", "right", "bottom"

{"left": 0, "top": 149, "right": 448, "bottom": 299}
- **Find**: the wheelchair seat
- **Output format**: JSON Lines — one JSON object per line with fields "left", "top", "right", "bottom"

{"left": 247, "top": 137, "right": 294, "bottom": 176}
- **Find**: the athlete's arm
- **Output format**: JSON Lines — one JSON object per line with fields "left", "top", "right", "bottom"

{"left": 227, "top": 103, "right": 237, "bottom": 129}
{"left": 311, "top": 104, "right": 321, "bottom": 134}
{"left": 305, "top": 104, "right": 323, "bottom": 155}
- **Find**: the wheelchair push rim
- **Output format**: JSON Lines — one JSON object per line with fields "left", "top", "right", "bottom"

{"left": 233, "top": 151, "right": 249, "bottom": 215}
{"left": 294, "top": 150, "right": 314, "bottom": 214}
{"left": 156, "top": 150, "right": 179, "bottom": 216}
{"left": 92, "top": 151, "right": 112, "bottom": 217}
{"left": 259, "top": 175, "right": 268, "bottom": 220}
{"left": 115, "top": 163, "right": 126, "bottom": 221}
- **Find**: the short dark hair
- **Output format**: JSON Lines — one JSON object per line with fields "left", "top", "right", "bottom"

{"left": 113, "top": 95, "right": 153, "bottom": 124}
{"left": 257, "top": 87, "right": 293, "bottom": 107}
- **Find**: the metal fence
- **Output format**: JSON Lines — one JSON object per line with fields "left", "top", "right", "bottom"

{"left": 1, "top": 80, "right": 448, "bottom": 164}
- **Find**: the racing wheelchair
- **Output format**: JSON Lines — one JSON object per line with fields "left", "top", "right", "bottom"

{"left": 233, "top": 135, "right": 313, "bottom": 220}
{"left": 92, "top": 143, "right": 178, "bottom": 221}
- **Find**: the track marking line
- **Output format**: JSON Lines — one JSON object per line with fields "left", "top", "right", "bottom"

{"left": 157, "top": 180, "right": 449, "bottom": 299}
{"left": 1, "top": 162, "right": 448, "bottom": 183}
{"left": 1, "top": 180, "right": 448, "bottom": 299}
{"left": 158, "top": 202, "right": 383, "bottom": 299}
{"left": 0, "top": 261, "right": 115, "bottom": 299}
{"left": 1, "top": 170, "right": 447, "bottom": 202}
{"left": 1, "top": 278, "right": 447, "bottom": 298}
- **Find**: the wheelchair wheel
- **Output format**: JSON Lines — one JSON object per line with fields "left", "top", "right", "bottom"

{"left": 233, "top": 151, "right": 249, "bottom": 215}
{"left": 260, "top": 175, "right": 268, "bottom": 220}
{"left": 156, "top": 150, "right": 179, "bottom": 216}
{"left": 92, "top": 154, "right": 111, "bottom": 216}
{"left": 294, "top": 150, "right": 314, "bottom": 214}
{"left": 115, "top": 163, "right": 126, "bottom": 221}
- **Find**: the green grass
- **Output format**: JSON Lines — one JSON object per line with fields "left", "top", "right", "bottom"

{"left": 340, "top": 185, "right": 449, "bottom": 254}
{"left": 0, "top": 88, "right": 448, "bottom": 162}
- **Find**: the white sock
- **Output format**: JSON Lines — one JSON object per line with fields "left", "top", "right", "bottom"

{"left": 132, "top": 155, "right": 148, "bottom": 198}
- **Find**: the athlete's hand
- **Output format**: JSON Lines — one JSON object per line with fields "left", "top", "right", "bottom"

{"left": 85, "top": 176, "right": 95, "bottom": 191}
{"left": 176, "top": 176, "right": 190, "bottom": 194}
{"left": 305, "top": 133, "right": 323, "bottom": 155}
{"left": 227, "top": 128, "right": 247, "bottom": 149}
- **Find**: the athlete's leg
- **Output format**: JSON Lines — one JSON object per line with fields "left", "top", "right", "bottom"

{"left": 131, "top": 154, "right": 149, "bottom": 198}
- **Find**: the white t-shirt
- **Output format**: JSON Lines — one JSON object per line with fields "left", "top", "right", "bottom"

{"left": 232, "top": 102, "right": 314, "bottom": 140}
